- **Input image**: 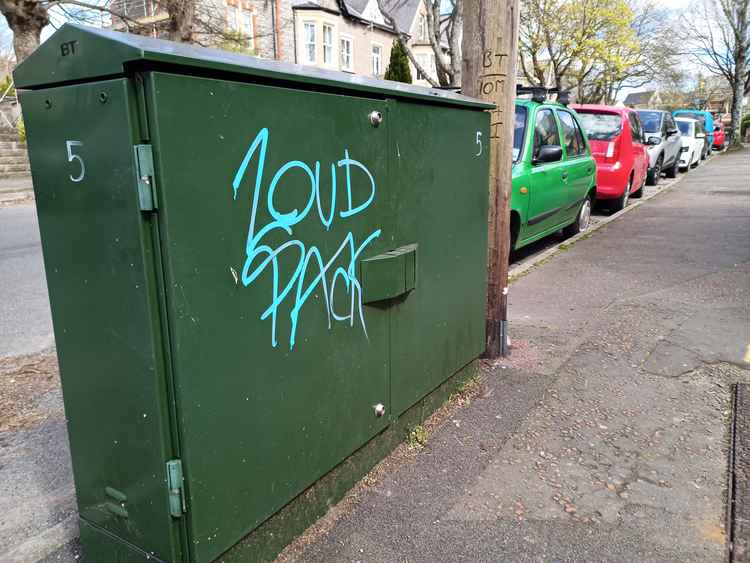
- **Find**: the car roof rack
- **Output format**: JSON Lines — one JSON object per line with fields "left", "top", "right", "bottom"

{"left": 516, "top": 85, "right": 570, "bottom": 106}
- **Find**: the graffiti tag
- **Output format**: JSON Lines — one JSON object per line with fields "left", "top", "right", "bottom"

{"left": 232, "top": 128, "right": 381, "bottom": 349}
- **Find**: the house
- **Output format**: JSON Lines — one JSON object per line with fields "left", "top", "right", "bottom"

{"left": 109, "top": 0, "right": 440, "bottom": 85}
{"left": 623, "top": 90, "right": 663, "bottom": 109}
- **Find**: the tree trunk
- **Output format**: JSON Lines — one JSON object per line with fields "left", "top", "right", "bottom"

{"left": 462, "top": 0, "right": 520, "bottom": 358}
{"left": 165, "top": 0, "right": 195, "bottom": 43}
{"left": 730, "top": 49, "right": 746, "bottom": 147}
{"left": 0, "top": 0, "right": 49, "bottom": 63}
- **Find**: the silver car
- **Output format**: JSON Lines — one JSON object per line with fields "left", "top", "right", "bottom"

{"left": 636, "top": 110, "right": 683, "bottom": 185}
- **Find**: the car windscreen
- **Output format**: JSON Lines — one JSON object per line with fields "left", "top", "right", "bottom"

{"left": 576, "top": 111, "right": 622, "bottom": 141}
{"left": 676, "top": 121, "right": 691, "bottom": 136}
{"left": 637, "top": 111, "right": 662, "bottom": 133}
{"left": 514, "top": 105, "right": 527, "bottom": 162}
{"left": 677, "top": 112, "right": 705, "bottom": 125}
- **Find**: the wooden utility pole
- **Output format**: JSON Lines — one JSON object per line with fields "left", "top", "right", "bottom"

{"left": 462, "top": 0, "right": 520, "bottom": 357}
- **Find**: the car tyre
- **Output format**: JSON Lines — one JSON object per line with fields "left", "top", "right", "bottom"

{"left": 612, "top": 176, "right": 632, "bottom": 211}
{"left": 664, "top": 158, "right": 678, "bottom": 178}
{"left": 563, "top": 195, "right": 592, "bottom": 237}
{"left": 631, "top": 175, "right": 644, "bottom": 198}
{"left": 646, "top": 156, "right": 662, "bottom": 186}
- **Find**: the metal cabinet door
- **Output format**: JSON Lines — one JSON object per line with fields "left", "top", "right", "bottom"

{"left": 20, "top": 79, "right": 182, "bottom": 561}
{"left": 144, "top": 72, "right": 392, "bottom": 562}
{"left": 387, "top": 101, "right": 488, "bottom": 415}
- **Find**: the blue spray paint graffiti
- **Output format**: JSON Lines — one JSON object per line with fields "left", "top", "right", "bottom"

{"left": 232, "top": 128, "right": 381, "bottom": 349}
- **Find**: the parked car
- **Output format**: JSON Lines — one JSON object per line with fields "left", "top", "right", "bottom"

{"left": 673, "top": 109, "right": 714, "bottom": 157}
{"left": 713, "top": 122, "right": 726, "bottom": 150}
{"left": 636, "top": 109, "right": 682, "bottom": 185}
{"left": 573, "top": 104, "right": 649, "bottom": 211}
{"left": 675, "top": 117, "right": 705, "bottom": 171}
{"left": 511, "top": 96, "right": 597, "bottom": 251}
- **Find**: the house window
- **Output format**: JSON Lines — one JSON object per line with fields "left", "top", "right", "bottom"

{"left": 323, "top": 24, "right": 333, "bottom": 65}
{"left": 340, "top": 36, "right": 353, "bottom": 71}
{"left": 227, "top": 5, "right": 239, "bottom": 31}
{"left": 242, "top": 11, "right": 254, "bottom": 48}
{"left": 372, "top": 44, "right": 382, "bottom": 76}
{"left": 303, "top": 22, "right": 316, "bottom": 64}
{"left": 418, "top": 14, "right": 428, "bottom": 42}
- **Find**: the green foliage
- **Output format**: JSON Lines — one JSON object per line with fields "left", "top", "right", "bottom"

{"left": 17, "top": 118, "right": 26, "bottom": 143}
{"left": 216, "top": 31, "right": 255, "bottom": 56}
{"left": 407, "top": 425, "right": 428, "bottom": 450}
{"left": 0, "top": 75, "right": 15, "bottom": 98}
{"left": 742, "top": 114, "right": 750, "bottom": 137}
{"left": 519, "top": 0, "right": 678, "bottom": 103}
{"left": 384, "top": 40, "right": 412, "bottom": 84}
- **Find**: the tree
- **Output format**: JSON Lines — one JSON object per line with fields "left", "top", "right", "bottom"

{"left": 0, "top": 0, "right": 254, "bottom": 64}
{"left": 680, "top": 0, "right": 750, "bottom": 147}
{"left": 384, "top": 38, "right": 413, "bottom": 82}
{"left": 376, "top": 0, "right": 463, "bottom": 87}
{"left": 518, "top": 0, "right": 679, "bottom": 103}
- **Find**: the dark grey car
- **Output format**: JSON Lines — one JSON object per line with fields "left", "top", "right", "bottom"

{"left": 637, "top": 110, "right": 683, "bottom": 185}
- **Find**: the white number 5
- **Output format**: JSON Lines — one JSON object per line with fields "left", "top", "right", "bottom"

{"left": 66, "top": 140, "right": 85, "bottom": 183}
{"left": 475, "top": 131, "right": 483, "bottom": 157}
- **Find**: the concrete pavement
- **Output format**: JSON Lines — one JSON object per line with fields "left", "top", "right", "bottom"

{"left": 282, "top": 149, "right": 750, "bottom": 562}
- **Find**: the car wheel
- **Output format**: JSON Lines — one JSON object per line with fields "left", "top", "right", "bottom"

{"left": 683, "top": 154, "right": 692, "bottom": 172}
{"left": 612, "top": 176, "right": 631, "bottom": 211}
{"left": 631, "top": 174, "right": 644, "bottom": 198}
{"left": 664, "top": 158, "right": 678, "bottom": 178}
{"left": 701, "top": 146, "right": 707, "bottom": 160}
{"left": 563, "top": 195, "right": 592, "bottom": 237}
{"left": 646, "top": 156, "right": 662, "bottom": 186}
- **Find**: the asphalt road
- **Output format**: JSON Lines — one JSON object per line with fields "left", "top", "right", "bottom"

{"left": 0, "top": 204, "right": 53, "bottom": 358}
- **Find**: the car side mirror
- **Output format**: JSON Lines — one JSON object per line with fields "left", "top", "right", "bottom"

{"left": 647, "top": 136, "right": 661, "bottom": 146}
{"left": 696, "top": 132, "right": 706, "bottom": 139}
{"left": 669, "top": 128, "right": 679, "bottom": 136}
{"left": 533, "top": 145, "right": 563, "bottom": 164}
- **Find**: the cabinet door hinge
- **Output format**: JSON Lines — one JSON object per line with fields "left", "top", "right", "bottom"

{"left": 134, "top": 144, "right": 157, "bottom": 211}
{"left": 166, "top": 459, "right": 186, "bottom": 518}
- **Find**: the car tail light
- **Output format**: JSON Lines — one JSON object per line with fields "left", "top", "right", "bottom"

{"left": 603, "top": 137, "right": 621, "bottom": 164}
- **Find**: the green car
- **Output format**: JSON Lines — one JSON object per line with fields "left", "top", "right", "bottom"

{"left": 511, "top": 97, "right": 597, "bottom": 251}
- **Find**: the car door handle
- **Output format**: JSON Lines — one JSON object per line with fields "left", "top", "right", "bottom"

{"left": 561, "top": 171, "right": 569, "bottom": 180}
{"left": 586, "top": 167, "right": 593, "bottom": 174}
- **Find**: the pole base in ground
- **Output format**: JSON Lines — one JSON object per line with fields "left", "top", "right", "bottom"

{"left": 500, "top": 319, "right": 510, "bottom": 357}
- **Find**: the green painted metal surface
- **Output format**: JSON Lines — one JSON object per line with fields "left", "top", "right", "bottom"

{"left": 17, "top": 25, "right": 490, "bottom": 562}
{"left": 20, "top": 79, "right": 184, "bottom": 561}
{"left": 14, "top": 23, "right": 493, "bottom": 111}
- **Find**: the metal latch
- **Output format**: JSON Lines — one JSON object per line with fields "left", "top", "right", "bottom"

{"left": 166, "top": 459, "right": 186, "bottom": 517}
{"left": 134, "top": 144, "right": 157, "bottom": 211}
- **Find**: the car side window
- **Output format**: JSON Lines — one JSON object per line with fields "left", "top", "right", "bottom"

{"left": 557, "top": 110, "right": 585, "bottom": 158}
{"left": 629, "top": 113, "right": 643, "bottom": 144}
{"left": 533, "top": 108, "right": 562, "bottom": 163}
{"left": 665, "top": 114, "right": 676, "bottom": 134}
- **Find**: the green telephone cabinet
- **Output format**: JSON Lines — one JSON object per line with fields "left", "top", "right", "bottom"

{"left": 15, "top": 23, "right": 490, "bottom": 562}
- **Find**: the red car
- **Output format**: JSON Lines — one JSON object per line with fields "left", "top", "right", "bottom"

{"left": 571, "top": 104, "right": 649, "bottom": 211}
{"left": 713, "top": 123, "right": 726, "bottom": 150}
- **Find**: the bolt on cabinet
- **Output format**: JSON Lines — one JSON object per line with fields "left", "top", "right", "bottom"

{"left": 15, "top": 24, "right": 491, "bottom": 562}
